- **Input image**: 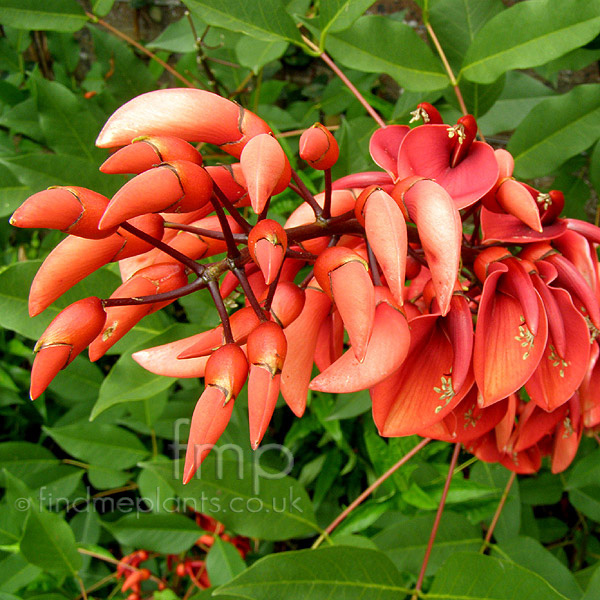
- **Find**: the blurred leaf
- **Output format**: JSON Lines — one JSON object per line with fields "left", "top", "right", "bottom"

{"left": 496, "top": 536, "right": 582, "bottom": 600}
{"left": 332, "top": 116, "right": 376, "bottom": 181}
{"left": 4, "top": 472, "right": 81, "bottom": 575}
{"left": 327, "top": 390, "right": 371, "bottom": 420}
{"left": 0, "top": 98, "right": 44, "bottom": 142}
{"left": 140, "top": 458, "right": 319, "bottom": 541}
{"left": 0, "top": 163, "right": 29, "bottom": 217}
{"left": 590, "top": 140, "right": 600, "bottom": 198}
{"left": 569, "top": 487, "right": 600, "bottom": 521}
{"left": 214, "top": 546, "right": 409, "bottom": 599}
{"left": 0, "top": 0, "right": 87, "bottom": 32}
{"left": 43, "top": 422, "right": 149, "bottom": 469}
{"left": 429, "top": 0, "right": 504, "bottom": 69}
{"left": 470, "top": 462, "right": 520, "bottom": 542}
{"left": 184, "top": 0, "right": 304, "bottom": 45}
{"left": 478, "top": 71, "right": 555, "bottom": 137}
{"left": 147, "top": 15, "right": 205, "bottom": 53}
{"left": 462, "top": 0, "right": 600, "bottom": 83}
{"left": 235, "top": 37, "right": 287, "bottom": 74}
{"left": 318, "top": 0, "right": 375, "bottom": 42}
{"left": 92, "top": 0, "right": 116, "bottom": 17}
{"left": 431, "top": 551, "right": 569, "bottom": 599}
{"left": 0, "top": 442, "right": 58, "bottom": 485}
{"left": 519, "top": 473, "right": 563, "bottom": 505}
{"left": 374, "top": 512, "right": 480, "bottom": 577}
{"left": 31, "top": 76, "right": 103, "bottom": 161}
{"left": 0, "top": 261, "right": 120, "bottom": 341}
{"left": 0, "top": 554, "right": 42, "bottom": 594}
{"left": 508, "top": 84, "right": 600, "bottom": 179}
{"left": 87, "top": 466, "right": 130, "bottom": 490}
{"left": 566, "top": 448, "right": 600, "bottom": 490}
{"left": 326, "top": 15, "right": 448, "bottom": 92}
{"left": 206, "top": 537, "right": 246, "bottom": 586}
{"left": 583, "top": 567, "right": 600, "bottom": 600}
{"left": 47, "top": 356, "right": 103, "bottom": 402}
{"left": 105, "top": 512, "right": 201, "bottom": 554}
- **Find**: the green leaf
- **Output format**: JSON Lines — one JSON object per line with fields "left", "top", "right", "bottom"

{"left": 0, "top": 442, "right": 57, "bottom": 485}
{"left": 0, "top": 163, "right": 29, "bottom": 218}
{"left": 0, "top": 261, "right": 121, "bottom": 341}
{"left": 326, "top": 390, "right": 371, "bottom": 420}
{"left": 508, "top": 84, "right": 600, "bottom": 179}
{"left": 470, "top": 462, "right": 520, "bottom": 542}
{"left": 0, "top": 152, "right": 120, "bottom": 198}
{"left": 325, "top": 15, "right": 448, "bottom": 92}
{"left": 4, "top": 472, "right": 81, "bottom": 576}
{"left": 105, "top": 512, "right": 201, "bottom": 554}
{"left": 91, "top": 324, "right": 198, "bottom": 419}
{"left": 48, "top": 356, "right": 103, "bottom": 402}
{"left": 183, "top": 0, "right": 304, "bottom": 46}
{"left": 43, "top": 422, "right": 149, "bottom": 470}
{"left": 0, "top": 554, "right": 42, "bottom": 594}
{"left": 569, "top": 487, "right": 600, "bottom": 521}
{"left": 318, "top": 0, "right": 375, "bottom": 43}
{"left": 92, "top": 0, "right": 116, "bottom": 17}
{"left": 496, "top": 536, "right": 582, "bottom": 600}
{"left": 566, "top": 448, "right": 600, "bottom": 490}
{"left": 31, "top": 76, "right": 103, "bottom": 161}
{"left": 478, "top": 71, "right": 556, "bottom": 137}
{"left": 140, "top": 458, "right": 319, "bottom": 541}
{"left": 147, "top": 15, "right": 205, "bottom": 53}
{"left": 206, "top": 537, "right": 246, "bottom": 586}
{"left": 461, "top": 0, "right": 600, "bottom": 83}
{"left": 590, "top": 140, "right": 600, "bottom": 198}
{"left": 429, "top": 0, "right": 504, "bottom": 69}
{"left": 235, "top": 37, "right": 287, "bottom": 74}
{"left": 87, "top": 466, "right": 131, "bottom": 490}
{"left": 431, "top": 551, "right": 569, "bottom": 599}
{"left": 583, "top": 567, "right": 600, "bottom": 600}
{"left": 214, "top": 546, "right": 411, "bottom": 599}
{"left": 374, "top": 512, "right": 481, "bottom": 577}
{"left": 0, "top": 0, "right": 87, "bottom": 32}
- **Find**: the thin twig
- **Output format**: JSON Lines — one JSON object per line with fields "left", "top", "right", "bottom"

{"left": 207, "top": 279, "right": 234, "bottom": 344}
{"left": 103, "top": 277, "right": 207, "bottom": 308}
{"left": 412, "top": 443, "right": 461, "bottom": 599}
{"left": 85, "top": 12, "right": 196, "bottom": 88}
{"left": 291, "top": 170, "right": 324, "bottom": 219}
{"left": 302, "top": 35, "right": 386, "bottom": 128}
{"left": 480, "top": 471, "right": 517, "bottom": 552}
{"left": 312, "top": 437, "right": 431, "bottom": 549}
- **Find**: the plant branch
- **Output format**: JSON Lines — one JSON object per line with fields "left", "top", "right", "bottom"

{"left": 164, "top": 221, "right": 247, "bottom": 243}
{"left": 291, "top": 169, "right": 324, "bottom": 219}
{"left": 208, "top": 279, "right": 234, "bottom": 343}
{"left": 85, "top": 12, "right": 196, "bottom": 89}
{"left": 312, "top": 437, "right": 431, "bottom": 549}
{"left": 212, "top": 182, "right": 253, "bottom": 233}
{"left": 480, "top": 471, "right": 517, "bottom": 552}
{"left": 412, "top": 443, "right": 461, "bottom": 599}
{"left": 102, "top": 277, "right": 207, "bottom": 308}
{"left": 302, "top": 35, "right": 386, "bottom": 128}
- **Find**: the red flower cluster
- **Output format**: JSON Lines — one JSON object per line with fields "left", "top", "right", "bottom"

{"left": 12, "top": 91, "right": 600, "bottom": 479}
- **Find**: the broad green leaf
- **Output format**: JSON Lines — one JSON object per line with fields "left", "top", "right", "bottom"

{"left": 0, "top": 163, "right": 29, "bottom": 217}
{"left": 206, "top": 537, "right": 246, "bottom": 586}
{"left": 91, "top": 324, "right": 198, "bottom": 419}
{"left": 508, "top": 84, "right": 600, "bottom": 179}
{"left": 147, "top": 15, "right": 205, "bottom": 53}
{"left": 214, "top": 546, "right": 411, "bottom": 599}
{"left": 0, "top": 554, "right": 42, "bottom": 594}
{"left": 462, "top": 0, "right": 600, "bottom": 83}
{"left": 0, "top": 152, "right": 120, "bottom": 198}
{"left": 0, "top": 505, "right": 21, "bottom": 545}
{"left": 569, "top": 487, "right": 600, "bottom": 522}
{"left": 4, "top": 472, "right": 81, "bottom": 576}
{"left": 318, "top": 0, "right": 375, "bottom": 43}
{"left": 446, "top": 75, "right": 505, "bottom": 120}
{"left": 325, "top": 15, "right": 448, "bottom": 92}
{"left": 583, "top": 567, "right": 600, "bottom": 600}
{"left": 591, "top": 140, "right": 600, "bottom": 198}
{"left": 566, "top": 448, "right": 600, "bottom": 490}
{"left": 48, "top": 355, "right": 103, "bottom": 402}
{"left": 184, "top": 0, "right": 304, "bottom": 46}
{"left": 0, "top": 98, "right": 44, "bottom": 142}
{"left": 519, "top": 472, "right": 563, "bottom": 505}
{"left": 0, "top": 261, "right": 121, "bottom": 341}
{"left": 496, "top": 536, "right": 582, "bottom": 600}
{"left": 431, "top": 552, "right": 569, "bottom": 599}
{"left": 140, "top": 458, "right": 319, "bottom": 541}
{"left": 235, "top": 37, "right": 287, "bottom": 74}
{"left": 470, "top": 462, "right": 520, "bottom": 542}
{"left": 332, "top": 116, "right": 377, "bottom": 181}
{"left": 105, "top": 512, "right": 201, "bottom": 554}
{"left": 327, "top": 390, "right": 371, "bottom": 420}
{"left": 87, "top": 466, "right": 131, "bottom": 490}
{"left": 478, "top": 71, "right": 555, "bottom": 137}
{"left": 0, "top": 0, "right": 87, "bottom": 32}
{"left": 43, "top": 422, "right": 149, "bottom": 470}
{"left": 92, "top": 0, "right": 116, "bottom": 17}
{"left": 429, "top": 0, "right": 504, "bottom": 69}
{"left": 31, "top": 77, "right": 103, "bottom": 161}
{"left": 374, "top": 512, "right": 480, "bottom": 577}
{"left": 0, "top": 442, "right": 57, "bottom": 485}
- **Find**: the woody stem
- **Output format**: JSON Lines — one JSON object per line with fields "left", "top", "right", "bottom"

{"left": 291, "top": 169, "right": 324, "bottom": 219}
{"left": 412, "top": 442, "right": 461, "bottom": 599}
{"left": 209, "top": 193, "right": 240, "bottom": 259}
{"left": 119, "top": 221, "right": 204, "bottom": 275}
{"left": 212, "top": 182, "right": 253, "bottom": 233}
{"left": 312, "top": 437, "right": 431, "bottom": 549}
{"left": 480, "top": 471, "right": 517, "bottom": 552}
{"left": 233, "top": 267, "right": 268, "bottom": 322}
{"left": 207, "top": 279, "right": 234, "bottom": 344}
{"left": 102, "top": 277, "right": 207, "bottom": 308}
